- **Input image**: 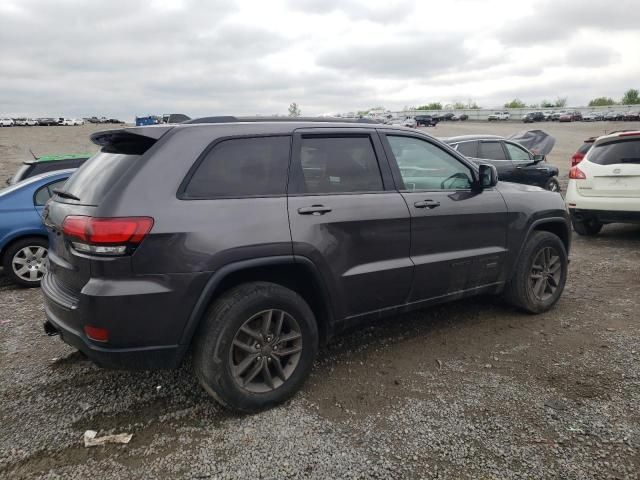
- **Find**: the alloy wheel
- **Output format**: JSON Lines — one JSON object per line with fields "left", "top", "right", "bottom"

{"left": 529, "top": 246, "right": 561, "bottom": 301}
{"left": 12, "top": 246, "right": 47, "bottom": 282}
{"left": 229, "top": 309, "right": 303, "bottom": 393}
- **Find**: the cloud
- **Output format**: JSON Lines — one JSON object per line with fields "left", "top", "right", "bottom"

{"left": 286, "top": 0, "right": 415, "bottom": 23}
{"left": 564, "top": 45, "right": 621, "bottom": 68}
{"left": 316, "top": 38, "right": 471, "bottom": 78}
{"left": 498, "top": 0, "right": 640, "bottom": 45}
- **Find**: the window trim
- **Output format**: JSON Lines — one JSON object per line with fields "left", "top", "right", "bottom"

{"left": 287, "top": 130, "right": 392, "bottom": 196}
{"left": 379, "top": 131, "right": 480, "bottom": 193}
{"left": 177, "top": 134, "right": 293, "bottom": 200}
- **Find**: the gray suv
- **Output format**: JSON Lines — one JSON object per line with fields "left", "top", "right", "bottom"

{"left": 42, "top": 118, "right": 570, "bottom": 412}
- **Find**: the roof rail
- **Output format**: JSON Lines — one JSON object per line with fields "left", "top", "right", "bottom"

{"left": 182, "top": 116, "right": 380, "bottom": 124}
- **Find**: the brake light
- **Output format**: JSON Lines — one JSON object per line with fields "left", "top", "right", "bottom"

{"left": 571, "top": 152, "right": 584, "bottom": 166}
{"left": 619, "top": 132, "right": 640, "bottom": 137}
{"left": 569, "top": 166, "right": 587, "bottom": 180}
{"left": 62, "top": 216, "right": 154, "bottom": 255}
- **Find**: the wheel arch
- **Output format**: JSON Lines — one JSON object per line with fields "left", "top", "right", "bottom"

{"left": 0, "top": 232, "right": 49, "bottom": 261}
{"left": 509, "top": 217, "right": 570, "bottom": 281}
{"left": 179, "top": 256, "right": 335, "bottom": 353}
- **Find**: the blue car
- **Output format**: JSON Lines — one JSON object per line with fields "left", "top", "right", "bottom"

{"left": 0, "top": 169, "right": 74, "bottom": 287}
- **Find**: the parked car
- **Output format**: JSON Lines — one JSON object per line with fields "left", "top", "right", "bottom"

{"left": 445, "top": 134, "right": 561, "bottom": 192}
{"left": 488, "top": 111, "right": 510, "bottom": 121}
{"left": 523, "top": 112, "right": 545, "bottom": 123}
{"left": 571, "top": 137, "right": 596, "bottom": 166}
{"left": 582, "top": 112, "right": 603, "bottom": 122}
{"left": 569, "top": 111, "right": 583, "bottom": 121}
{"left": 42, "top": 117, "right": 570, "bottom": 412}
{"left": 402, "top": 117, "right": 417, "bottom": 128}
{"left": 458, "top": 114, "right": 469, "bottom": 121}
{"left": 6, "top": 153, "right": 91, "bottom": 185}
{"left": 623, "top": 111, "right": 640, "bottom": 121}
{"left": 0, "top": 170, "right": 74, "bottom": 287}
{"left": 415, "top": 115, "right": 438, "bottom": 127}
{"left": 558, "top": 112, "right": 573, "bottom": 122}
{"left": 566, "top": 131, "right": 640, "bottom": 235}
{"left": 0, "top": 118, "right": 15, "bottom": 127}
{"left": 61, "top": 118, "right": 84, "bottom": 126}
{"left": 549, "top": 111, "right": 566, "bottom": 121}
{"left": 543, "top": 111, "right": 555, "bottom": 121}
{"left": 37, "top": 118, "right": 58, "bottom": 126}
{"left": 604, "top": 111, "right": 623, "bottom": 121}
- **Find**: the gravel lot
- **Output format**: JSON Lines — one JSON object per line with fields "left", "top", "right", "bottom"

{"left": 1, "top": 122, "right": 639, "bottom": 479}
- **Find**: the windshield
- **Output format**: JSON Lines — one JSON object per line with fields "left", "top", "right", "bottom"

{"left": 588, "top": 139, "right": 640, "bottom": 165}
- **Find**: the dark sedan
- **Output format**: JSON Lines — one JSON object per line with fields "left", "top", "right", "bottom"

{"left": 444, "top": 134, "right": 561, "bottom": 192}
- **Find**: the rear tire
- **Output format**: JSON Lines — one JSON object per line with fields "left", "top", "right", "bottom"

{"left": 571, "top": 217, "right": 602, "bottom": 236}
{"left": 194, "top": 282, "right": 318, "bottom": 413}
{"left": 2, "top": 237, "right": 48, "bottom": 288}
{"left": 503, "top": 231, "right": 568, "bottom": 313}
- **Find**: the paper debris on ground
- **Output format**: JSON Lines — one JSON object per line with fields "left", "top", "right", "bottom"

{"left": 83, "top": 429, "right": 133, "bottom": 447}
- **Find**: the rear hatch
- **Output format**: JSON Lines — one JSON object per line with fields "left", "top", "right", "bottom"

{"left": 44, "top": 128, "right": 169, "bottom": 295}
{"left": 578, "top": 135, "right": 640, "bottom": 198}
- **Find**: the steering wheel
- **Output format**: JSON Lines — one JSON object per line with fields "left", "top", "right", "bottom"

{"left": 441, "top": 172, "right": 470, "bottom": 190}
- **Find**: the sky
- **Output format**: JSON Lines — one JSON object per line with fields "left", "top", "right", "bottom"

{"left": 0, "top": 0, "right": 639, "bottom": 119}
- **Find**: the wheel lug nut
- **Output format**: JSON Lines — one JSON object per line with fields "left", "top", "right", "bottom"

{"left": 256, "top": 344, "right": 261, "bottom": 349}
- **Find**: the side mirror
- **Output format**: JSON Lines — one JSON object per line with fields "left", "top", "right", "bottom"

{"left": 532, "top": 154, "right": 546, "bottom": 163}
{"left": 478, "top": 164, "right": 498, "bottom": 188}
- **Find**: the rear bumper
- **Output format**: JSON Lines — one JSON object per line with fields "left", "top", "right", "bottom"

{"left": 43, "top": 313, "right": 186, "bottom": 369}
{"left": 565, "top": 182, "right": 640, "bottom": 213}
{"left": 41, "top": 271, "right": 205, "bottom": 369}
{"left": 569, "top": 208, "right": 640, "bottom": 224}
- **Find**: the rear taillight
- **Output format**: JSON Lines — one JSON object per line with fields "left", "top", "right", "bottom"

{"left": 84, "top": 325, "right": 109, "bottom": 342}
{"left": 62, "top": 216, "right": 154, "bottom": 255}
{"left": 569, "top": 166, "right": 587, "bottom": 180}
{"left": 571, "top": 152, "right": 584, "bottom": 166}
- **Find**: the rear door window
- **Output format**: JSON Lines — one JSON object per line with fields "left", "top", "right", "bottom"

{"left": 294, "top": 136, "right": 384, "bottom": 194}
{"left": 588, "top": 139, "right": 640, "bottom": 165}
{"left": 183, "top": 136, "right": 291, "bottom": 198}
{"left": 455, "top": 141, "right": 478, "bottom": 158}
{"left": 479, "top": 141, "right": 508, "bottom": 161}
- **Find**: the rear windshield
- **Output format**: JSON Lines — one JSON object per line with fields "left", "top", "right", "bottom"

{"left": 588, "top": 139, "right": 640, "bottom": 165}
{"left": 60, "top": 152, "right": 138, "bottom": 205}
{"left": 577, "top": 142, "right": 593, "bottom": 154}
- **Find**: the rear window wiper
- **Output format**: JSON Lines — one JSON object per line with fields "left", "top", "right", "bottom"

{"left": 53, "top": 189, "right": 81, "bottom": 201}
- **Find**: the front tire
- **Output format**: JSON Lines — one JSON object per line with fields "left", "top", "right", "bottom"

{"left": 2, "top": 237, "right": 48, "bottom": 287}
{"left": 544, "top": 177, "right": 561, "bottom": 193}
{"left": 571, "top": 217, "right": 602, "bottom": 236}
{"left": 194, "top": 282, "right": 319, "bottom": 412}
{"left": 504, "top": 231, "right": 568, "bottom": 313}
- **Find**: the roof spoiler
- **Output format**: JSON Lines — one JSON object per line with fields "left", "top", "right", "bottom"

{"left": 90, "top": 126, "right": 173, "bottom": 155}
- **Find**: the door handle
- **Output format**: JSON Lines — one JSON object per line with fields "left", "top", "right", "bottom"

{"left": 414, "top": 200, "right": 440, "bottom": 209}
{"left": 297, "top": 205, "right": 332, "bottom": 215}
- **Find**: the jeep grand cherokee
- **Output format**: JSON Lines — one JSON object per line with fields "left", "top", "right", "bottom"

{"left": 42, "top": 117, "right": 570, "bottom": 412}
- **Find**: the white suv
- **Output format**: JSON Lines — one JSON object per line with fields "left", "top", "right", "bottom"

{"left": 61, "top": 118, "right": 84, "bottom": 126}
{"left": 488, "top": 111, "right": 510, "bottom": 121}
{"left": 565, "top": 131, "right": 640, "bottom": 235}
{"left": 0, "top": 118, "right": 14, "bottom": 127}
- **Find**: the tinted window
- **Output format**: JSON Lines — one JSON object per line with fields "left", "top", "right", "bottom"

{"left": 30, "top": 158, "right": 87, "bottom": 178}
{"left": 34, "top": 179, "right": 67, "bottom": 205}
{"left": 298, "top": 136, "right": 383, "bottom": 193}
{"left": 387, "top": 136, "right": 473, "bottom": 190}
{"left": 578, "top": 142, "right": 593, "bottom": 154}
{"left": 479, "top": 141, "right": 507, "bottom": 160}
{"left": 63, "top": 152, "right": 137, "bottom": 205}
{"left": 588, "top": 139, "right": 640, "bottom": 165}
{"left": 185, "top": 136, "right": 291, "bottom": 198}
{"left": 455, "top": 141, "right": 478, "bottom": 157}
{"left": 504, "top": 142, "right": 531, "bottom": 162}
